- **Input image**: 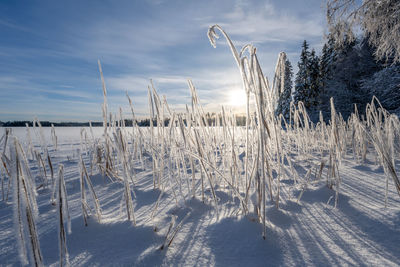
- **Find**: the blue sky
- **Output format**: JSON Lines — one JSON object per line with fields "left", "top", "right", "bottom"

{"left": 0, "top": 0, "right": 326, "bottom": 121}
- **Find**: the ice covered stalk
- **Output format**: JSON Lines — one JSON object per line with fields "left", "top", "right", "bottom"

{"left": 114, "top": 128, "right": 136, "bottom": 224}
{"left": 365, "top": 97, "right": 400, "bottom": 202}
{"left": 1, "top": 154, "right": 12, "bottom": 201}
{"left": 47, "top": 154, "right": 54, "bottom": 185}
{"left": 81, "top": 155, "right": 101, "bottom": 222}
{"left": 11, "top": 137, "right": 43, "bottom": 267}
{"left": 272, "top": 52, "right": 287, "bottom": 111}
{"left": 79, "top": 156, "right": 90, "bottom": 226}
{"left": 34, "top": 119, "right": 49, "bottom": 159}
{"left": 25, "top": 123, "right": 35, "bottom": 160}
{"left": 253, "top": 52, "right": 268, "bottom": 239}
{"left": 34, "top": 151, "right": 47, "bottom": 188}
{"left": 98, "top": 60, "right": 114, "bottom": 177}
{"left": 51, "top": 124, "right": 58, "bottom": 151}
{"left": 1, "top": 129, "right": 13, "bottom": 201}
{"left": 56, "top": 164, "right": 71, "bottom": 267}
{"left": 208, "top": 24, "right": 277, "bottom": 238}
{"left": 151, "top": 82, "right": 165, "bottom": 190}
{"left": 148, "top": 86, "right": 157, "bottom": 189}
{"left": 1, "top": 167, "right": 4, "bottom": 201}
{"left": 329, "top": 97, "right": 342, "bottom": 207}
{"left": 160, "top": 211, "right": 191, "bottom": 250}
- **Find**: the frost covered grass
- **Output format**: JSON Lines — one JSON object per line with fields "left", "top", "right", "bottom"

{"left": 0, "top": 26, "right": 399, "bottom": 266}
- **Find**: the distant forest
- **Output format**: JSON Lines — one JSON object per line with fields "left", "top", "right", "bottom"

{"left": 0, "top": 120, "right": 151, "bottom": 127}
{"left": 0, "top": 121, "right": 103, "bottom": 127}
{"left": 0, "top": 114, "right": 248, "bottom": 127}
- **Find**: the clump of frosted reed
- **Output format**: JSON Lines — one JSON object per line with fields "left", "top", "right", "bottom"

{"left": 79, "top": 154, "right": 102, "bottom": 225}
{"left": 82, "top": 26, "right": 400, "bottom": 246}
{"left": 10, "top": 137, "right": 43, "bottom": 266}
{"left": 365, "top": 97, "right": 400, "bottom": 205}
{"left": 56, "top": 164, "right": 71, "bottom": 267}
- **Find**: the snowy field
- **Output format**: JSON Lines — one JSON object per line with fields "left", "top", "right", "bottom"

{"left": 0, "top": 125, "right": 399, "bottom": 266}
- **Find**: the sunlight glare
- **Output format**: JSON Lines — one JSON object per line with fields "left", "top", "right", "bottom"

{"left": 228, "top": 89, "right": 247, "bottom": 107}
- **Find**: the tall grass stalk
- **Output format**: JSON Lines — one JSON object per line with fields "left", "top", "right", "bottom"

{"left": 10, "top": 137, "right": 42, "bottom": 267}
{"left": 56, "top": 164, "right": 70, "bottom": 267}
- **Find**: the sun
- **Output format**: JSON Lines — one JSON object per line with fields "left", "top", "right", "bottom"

{"left": 228, "top": 89, "right": 247, "bottom": 107}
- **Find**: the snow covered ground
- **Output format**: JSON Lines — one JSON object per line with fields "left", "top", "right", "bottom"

{"left": 0, "top": 127, "right": 399, "bottom": 266}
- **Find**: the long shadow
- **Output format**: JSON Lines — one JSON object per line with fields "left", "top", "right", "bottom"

{"left": 134, "top": 188, "right": 167, "bottom": 210}
{"left": 287, "top": 204, "right": 362, "bottom": 266}
{"left": 292, "top": 184, "right": 400, "bottom": 266}
{"left": 205, "top": 216, "right": 284, "bottom": 267}
{"left": 0, "top": 202, "right": 19, "bottom": 265}
{"left": 147, "top": 194, "right": 285, "bottom": 266}
{"left": 40, "top": 216, "right": 164, "bottom": 266}
{"left": 266, "top": 205, "right": 293, "bottom": 229}
{"left": 331, "top": 196, "right": 400, "bottom": 264}
{"left": 138, "top": 197, "right": 215, "bottom": 266}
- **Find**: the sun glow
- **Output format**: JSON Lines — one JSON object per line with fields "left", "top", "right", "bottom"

{"left": 228, "top": 89, "right": 247, "bottom": 107}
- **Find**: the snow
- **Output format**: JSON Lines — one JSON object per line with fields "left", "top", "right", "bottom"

{"left": 0, "top": 127, "right": 399, "bottom": 266}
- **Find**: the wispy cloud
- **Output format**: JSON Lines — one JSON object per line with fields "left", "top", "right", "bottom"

{"left": 217, "top": 1, "right": 324, "bottom": 43}
{"left": 0, "top": 0, "right": 326, "bottom": 121}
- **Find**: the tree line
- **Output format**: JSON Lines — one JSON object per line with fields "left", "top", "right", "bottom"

{"left": 276, "top": 0, "right": 400, "bottom": 121}
{"left": 276, "top": 32, "right": 400, "bottom": 122}
{"left": 0, "top": 114, "right": 249, "bottom": 127}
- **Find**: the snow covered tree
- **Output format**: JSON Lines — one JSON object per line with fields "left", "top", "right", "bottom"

{"left": 317, "top": 36, "right": 382, "bottom": 120}
{"left": 327, "top": 0, "right": 400, "bottom": 63}
{"left": 293, "top": 41, "right": 321, "bottom": 111}
{"left": 309, "top": 49, "right": 320, "bottom": 107}
{"left": 319, "top": 44, "right": 330, "bottom": 86}
{"left": 319, "top": 34, "right": 336, "bottom": 89}
{"left": 275, "top": 59, "right": 293, "bottom": 119}
{"left": 361, "top": 65, "right": 400, "bottom": 115}
{"left": 293, "top": 40, "right": 311, "bottom": 108}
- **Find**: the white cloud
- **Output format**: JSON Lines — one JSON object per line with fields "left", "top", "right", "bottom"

{"left": 214, "top": 1, "right": 324, "bottom": 45}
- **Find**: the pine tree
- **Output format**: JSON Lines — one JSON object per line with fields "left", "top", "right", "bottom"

{"left": 275, "top": 59, "right": 294, "bottom": 119}
{"left": 318, "top": 34, "right": 382, "bottom": 120}
{"left": 316, "top": 33, "right": 340, "bottom": 118}
{"left": 293, "top": 40, "right": 311, "bottom": 107}
{"left": 309, "top": 49, "right": 320, "bottom": 107}
{"left": 319, "top": 43, "right": 331, "bottom": 89}
{"left": 361, "top": 65, "right": 400, "bottom": 114}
